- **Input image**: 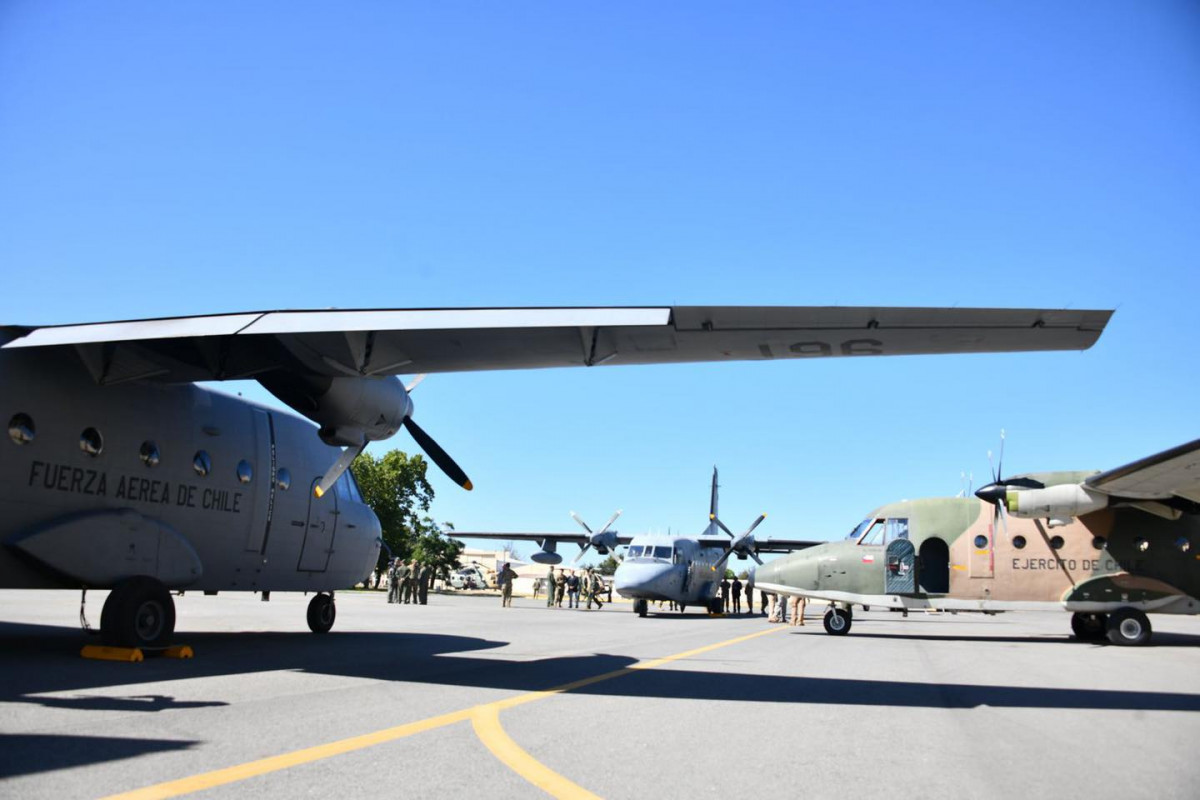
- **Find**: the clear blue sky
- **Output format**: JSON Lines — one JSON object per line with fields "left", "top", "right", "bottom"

{"left": 2, "top": 2, "right": 1197, "bottom": 560}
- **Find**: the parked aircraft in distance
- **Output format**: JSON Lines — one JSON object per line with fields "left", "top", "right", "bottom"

{"left": 752, "top": 437, "right": 1199, "bottom": 645}
{"left": 0, "top": 305, "right": 1110, "bottom": 647}
{"left": 462, "top": 467, "right": 838, "bottom": 616}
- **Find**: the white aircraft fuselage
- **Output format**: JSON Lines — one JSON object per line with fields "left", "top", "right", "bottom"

{"left": 0, "top": 348, "right": 382, "bottom": 594}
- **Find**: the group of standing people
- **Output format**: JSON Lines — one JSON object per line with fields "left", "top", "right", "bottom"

{"left": 543, "top": 566, "right": 607, "bottom": 610}
{"left": 385, "top": 558, "right": 431, "bottom": 605}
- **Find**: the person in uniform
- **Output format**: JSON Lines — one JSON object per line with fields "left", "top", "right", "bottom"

{"left": 745, "top": 583, "right": 754, "bottom": 615}
{"left": 554, "top": 569, "right": 566, "bottom": 607}
{"left": 585, "top": 568, "right": 604, "bottom": 610}
{"left": 396, "top": 560, "right": 411, "bottom": 604}
{"left": 719, "top": 577, "right": 731, "bottom": 613}
{"left": 498, "top": 562, "right": 518, "bottom": 607}
{"left": 788, "top": 594, "right": 805, "bottom": 626}
{"left": 417, "top": 561, "right": 430, "bottom": 605}
{"left": 767, "top": 592, "right": 782, "bottom": 623}
{"left": 386, "top": 559, "right": 400, "bottom": 603}
{"left": 731, "top": 576, "right": 743, "bottom": 614}
{"left": 546, "top": 567, "right": 556, "bottom": 608}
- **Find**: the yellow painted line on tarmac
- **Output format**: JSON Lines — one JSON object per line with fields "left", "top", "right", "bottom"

{"left": 103, "top": 626, "right": 785, "bottom": 800}
{"left": 472, "top": 704, "right": 603, "bottom": 800}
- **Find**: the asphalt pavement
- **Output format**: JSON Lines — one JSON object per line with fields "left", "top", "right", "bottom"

{"left": 2, "top": 589, "right": 1199, "bottom": 799}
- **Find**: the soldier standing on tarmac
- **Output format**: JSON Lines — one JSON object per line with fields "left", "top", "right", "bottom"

{"left": 555, "top": 569, "right": 567, "bottom": 607}
{"left": 395, "top": 560, "right": 411, "bottom": 604}
{"left": 498, "top": 562, "right": 518, "bottom": 608}
{"left": 417, "top": 561, "right": 430, "bottom": 605}
{"left": 788, "top": 594, "right": 806, "bottom": 625}
{"left": 387, "top": 559, "right": 400, "bottom": 604}
{"left": 546, "top": 567, "right": 556, "bottom": 608}
{"left": 731, "top": 576, "right": 743, "bottom": 614}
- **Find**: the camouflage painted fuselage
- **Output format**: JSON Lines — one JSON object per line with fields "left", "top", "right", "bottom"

{"left": 753, "top": 475, "right": 1200, "bottom": 616}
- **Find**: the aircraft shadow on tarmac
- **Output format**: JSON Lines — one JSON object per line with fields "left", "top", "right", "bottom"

{"left": 3, "top": 619, "right": 1199, "bottom": 777}
{"left": 0, "top": 733, "right": 198, "bottom": 779}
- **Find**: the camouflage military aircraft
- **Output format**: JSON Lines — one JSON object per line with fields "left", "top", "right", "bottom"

{"left": 751, "top": 437, "right": 1200, "bottom": 645}
{"left": 0, "top": 305, "right": 1109, "bottom": 648}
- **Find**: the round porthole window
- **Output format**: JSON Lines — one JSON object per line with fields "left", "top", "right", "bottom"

{"left": 79, "top": 427, "right": 103, "bottom": 457}
{"left": 1136, "top": 538, "right": 1150, "bottom": 553}
{"left": 140, "top": 441, "right": 160, "bottom": 467}
{"left": 973, "top": 534, "right": 989, "bottom": 549}
{"left": 1176, "top": 537, "right": 1191, "bottom": 553}
{"left": 8, "top": 413, "right": 34, "bottom": 445}
{"left": 1050, "top": 536, "right": 1064, "bottom": 550}
{"left": 193, "top": 450, "right": 211, "bottom": 477}
{"left": 1092, "top": 536, "right": 1106, "bottom": 550}
{"left": 276, "top": 467, "right": 291, "bottom": 491}
{"left": 1012, "top": 535, "right": 1026, "bottom": 549}
{"left": 237, "top": 460, "right": 253, "bottom": 484}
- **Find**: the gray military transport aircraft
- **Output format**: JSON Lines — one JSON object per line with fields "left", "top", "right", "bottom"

{"left": 0, "top": 305, "right": 1110, "bottom": 648}
{"left": 459, "top": 467, "right": 822, "bottom": 615}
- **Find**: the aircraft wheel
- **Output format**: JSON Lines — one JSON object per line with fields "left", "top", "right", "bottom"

{"left": 633, "top": 599, "right": 648, "bottom": 617}
{"left": 101, "top": 576, "right": 176, "bottom": 648}
{"left": 1070, "top": 612, "right": 1107, "bottom": 642}
{"left": 678, "top": 603, "right": 686, "bottom": 614}
{"left": 708, "top": 598, "right": 723, "bottom": 614}
{"left": 1106, "top": 608, "right": 1151, "bottom": 646}
{"left": 307, "top": 593, "right": 337, "bottom": 634}
{"left": 823, "top": 607, "right": 852, "bottom": 636}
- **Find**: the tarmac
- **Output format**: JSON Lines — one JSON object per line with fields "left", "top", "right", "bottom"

{"left": 2, "top": 588, "right": 1199, "bottom": 799}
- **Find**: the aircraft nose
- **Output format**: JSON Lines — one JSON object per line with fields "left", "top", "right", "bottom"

{"left": 614, "top": 562, "right": 674, "bottom": 597}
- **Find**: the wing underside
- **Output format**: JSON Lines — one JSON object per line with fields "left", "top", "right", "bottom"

{"left": 1086, "top": 439, "right": 1200, "bottom": 506}
{"left": 1, "top": 305, "right": 1112, "bottom": 384}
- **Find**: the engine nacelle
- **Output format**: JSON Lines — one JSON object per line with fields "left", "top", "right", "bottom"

{"left": 259, "top": 374, "right": 412, "bottom": 446}
{"left": 1007, "top": 484, "right": 1108, "bottom": 519}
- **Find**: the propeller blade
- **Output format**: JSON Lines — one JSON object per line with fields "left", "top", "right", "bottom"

{"left": 570, "top": 512, "right": 593, "bottom": 534}
{"left": 572, "top": 542, "right": 592, "bottom": 565}
{"left": 997, "top": 497, "right": 1010, "bottom": 543}
{"left": 997, "top": 428, "right": 1006, "bottom": 482}
{"left": 710, "top": 514, "right": 735, "bottom": 538}
{"left": 595, "top": 510, "right": 622, "bottom": 537}
{"left": 402, "top": 417, "right": 473, "bottom": 491}
{"left": 749, "top": 551, "right": 764, "bottom": 566}
{"left": 744, "top": 513, "right": 767, "bottom": 537}
{"left": 405, "top": 373, "right": 429, "bottom": 393}
{"left": 315, "top": 440, "right": 368, "bottom": 498}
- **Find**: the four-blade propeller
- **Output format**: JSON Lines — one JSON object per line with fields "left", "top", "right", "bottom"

{"left": 570, "top": 510, "right": 623, "bottom": 564}
{"left": 709, "top": 512, "right": 767, "bottom": 571}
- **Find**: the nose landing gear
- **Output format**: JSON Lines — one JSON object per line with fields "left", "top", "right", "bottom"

{"left": 822, "top": 606, "right": 852, "bottom": 635}
{"left": 307, "top": 592, "right": 337, "bottom": 633}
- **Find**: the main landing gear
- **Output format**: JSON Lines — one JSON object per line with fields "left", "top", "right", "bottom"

{"left": 1070, "top": 612, "right": 1107, "bottom": 642}
{"left": 823, "top": 606, "right": 852, "bottom": 636}
{"left": 633, "top": 598, "right": 648, "bottom": 617}
{"left": 100, "top": 576, "right": 176, "bottom": 649}
{"left": 307, "top": 592, "right": 337, "bottom": 633}
{"left": 1105, "top": 608, "right": 1151, "bottom": 646}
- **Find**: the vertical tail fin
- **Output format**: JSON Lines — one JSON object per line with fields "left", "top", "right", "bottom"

{"left": 705, "top": 466, "right": 721, "bottom": 537}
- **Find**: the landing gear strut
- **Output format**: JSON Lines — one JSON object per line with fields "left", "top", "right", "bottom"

{"left": 633, "top": 598, "right": 648, "bottom": 617}
{"left": 823, "top": 606, "right": 852, "bottom": 636}
{"left": 307, "top": 592, "right": 337, "bottom": 634}
{"left": 1070, "top": 612, "right": 1107, "bottom": 642}
{"left": 1106, "top": 607, "right": 1151, "bottom": 646}
{"left": 101, "top": 576, "right": 176, "bottom": 648}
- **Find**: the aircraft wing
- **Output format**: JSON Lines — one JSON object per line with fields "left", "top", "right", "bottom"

{"left": 697, "top": 537, "right": 825, "bottom": 553}
{"left": 1, "top": 305, "right": 1112, "bottom": 384}
{"left": 1085, "top": 439, "right": 1200, "bottom": 505}
{"left": 450, "top": 531, "right": 637, "bottom": 546}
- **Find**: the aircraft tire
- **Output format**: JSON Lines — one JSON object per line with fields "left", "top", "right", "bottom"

{"left": 633, "top": 599, "right": 648, "bottom": 617}
{"left": 101, "top": 576, "right": 176, "bottom": 648}
{"left": 307, "top": 593, "right": 336, "bottom": 634}
{"left": 1070, "top": 612, "right": 1107, "bottom": 642}
{"left": 1106, "top": 608, "right": 1151, "bottom": 646}
{"left": 823, "top": 607, "right": 852, "bottom": 636}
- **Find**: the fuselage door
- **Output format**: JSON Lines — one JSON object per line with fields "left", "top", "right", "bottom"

{"left": 298, "top": 477, "right": 339, "bottom": 572}
{"left": 243, "top": 409, "right": 276, "bottom": 553}
{"left": 884, "top": 538, "right": 916, "bottom": 594}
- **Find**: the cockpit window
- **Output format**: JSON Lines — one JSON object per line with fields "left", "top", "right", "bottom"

{"left": 846, "top": 519, "right": 872, "bottom": 540}
{"left": 858, "top": 518, "right": 910, "bottom": 546}
{"left": 653, "top": 546, "right": 672, "bottom": 559}
{"left": 627, "top": 545, "right": 644, "bottom": 558}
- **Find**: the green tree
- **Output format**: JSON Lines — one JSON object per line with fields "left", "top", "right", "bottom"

{"left": 350, "top": 449, "right": 435, "bottom": 566}
{"left": 597, "top": 553, "right": 622, "bottom": 575}
{"left": 724, "top": 568, "right": 736, "bottom": 579}
{"left": 412, "top": 518, "right": 465, "bottom": 579}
